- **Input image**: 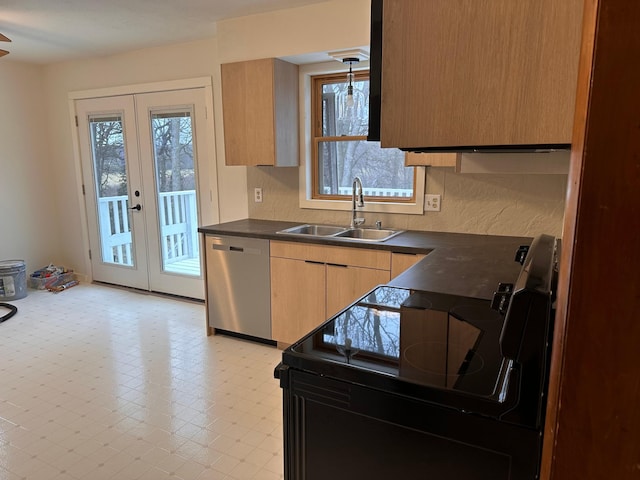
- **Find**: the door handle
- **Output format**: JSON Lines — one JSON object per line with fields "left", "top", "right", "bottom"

{"left": 129, "top": 204, "right": 142, "bottom": 211}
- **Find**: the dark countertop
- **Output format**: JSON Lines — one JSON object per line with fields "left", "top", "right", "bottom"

{"left": 198, "top": 219, "right": 531, "bottom": 301}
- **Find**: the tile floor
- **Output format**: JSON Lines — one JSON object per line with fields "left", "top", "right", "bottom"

{"left": 0, "top": 284, "right": 284, "bottom": 480}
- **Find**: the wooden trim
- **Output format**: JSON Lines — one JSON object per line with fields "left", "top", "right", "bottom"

{"left": 540, "top": 0, "right": 597, "bottom": 474}
{"left": 310, "top": 75, "right": 323, "bottom": 197}
{"left": 405, "top": 152, "right": 459, "bottom": 168}
{"left": 541, "top": 0, "right": 640, "bottom": 478}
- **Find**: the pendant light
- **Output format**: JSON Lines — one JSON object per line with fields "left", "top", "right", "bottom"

{"left": 0, "top": 33, "right": 10, "bottom": 58}
{"left": 343, "top": 57, "right": 360, "bottom": 107}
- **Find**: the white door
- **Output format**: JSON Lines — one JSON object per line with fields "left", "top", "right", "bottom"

{"left": 76, "top": 88, "right": 213, "bottom": 299}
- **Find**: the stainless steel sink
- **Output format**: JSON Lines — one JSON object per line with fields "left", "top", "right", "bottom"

{"left": 334, "top": 228, "right": 404, "bottom": 242}
{"left": 277, "top": 224, "right": 404, "bottom": 242}
{"left": 277, "top": 224, "right": 348, "bottom": 237}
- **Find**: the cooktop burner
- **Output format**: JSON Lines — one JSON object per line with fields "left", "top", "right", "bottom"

{"left": 291, "top": 286, "right": 510, "bottom": 398}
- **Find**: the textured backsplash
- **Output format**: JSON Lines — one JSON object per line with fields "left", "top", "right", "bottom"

{"left": 246, "top": 167, "right": 567, "bottom": 237}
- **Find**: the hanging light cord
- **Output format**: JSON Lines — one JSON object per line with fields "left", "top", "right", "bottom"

{"left": 343, "top": 57, "right": 360, "bottom": 107}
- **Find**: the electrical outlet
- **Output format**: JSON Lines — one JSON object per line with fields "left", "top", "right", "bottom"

{"left": 424, "top": 194, "right": 441, "bottom": 212}
{"left": 254, "top": 187, "right": 263, "bottom": 203}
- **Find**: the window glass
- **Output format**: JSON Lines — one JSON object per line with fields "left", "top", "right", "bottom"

{"left": 312, "top": 72, "right": 415, "bottom": 202}
{"left": 316, "top": 141, "right": 413, "bottom": 199}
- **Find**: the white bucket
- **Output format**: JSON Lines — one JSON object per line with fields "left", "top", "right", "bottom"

{"left": 0, "top": 260, "right": 27, "bottom": 301}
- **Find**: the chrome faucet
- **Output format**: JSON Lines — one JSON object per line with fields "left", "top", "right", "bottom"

{"left": 351, "top": 176, "right": 365, "bottom": 228}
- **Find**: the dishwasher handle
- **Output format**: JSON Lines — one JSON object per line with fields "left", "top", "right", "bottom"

{"left": 210, "top": 243, "right": 263, "bottom": 255}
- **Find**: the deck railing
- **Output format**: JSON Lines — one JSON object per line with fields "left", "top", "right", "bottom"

{"left": 327, "top": 187, "right": 413, "bottom": 198}
{"left": 97, "top": 190, "right": 198, "bottom": 267}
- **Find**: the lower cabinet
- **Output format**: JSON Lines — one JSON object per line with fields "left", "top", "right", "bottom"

{"left": 271, "top": 256, "right": 326, "bottom": 344}
{"left": 270, "top": 241, "right": 391, "bottom": 345}
{"left": 326, "top": 264, "right": 390, "bottom": 318}
{"left": 391, "top": 252, "right": 427, "bottom": 278}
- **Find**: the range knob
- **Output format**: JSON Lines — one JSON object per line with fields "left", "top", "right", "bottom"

{"left": 491, "top": 283, "right": 514, "bottom": 314}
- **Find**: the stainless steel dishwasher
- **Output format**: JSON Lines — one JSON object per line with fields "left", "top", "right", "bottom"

{"left": 205, "top": 235, "right": 272, "bottom": 341}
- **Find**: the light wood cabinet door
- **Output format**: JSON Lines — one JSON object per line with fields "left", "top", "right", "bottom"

{"left": 326, "top": 265, "right": 390, "bottom": 318}
{"left": 391, "top": 252, "right": 427, "bottom": 279}
{"left": 271, "top": 240, "right": 392, "bottom": 344}
{"left": 270, "top": 256, "right": 325, "bottom": 344}
{"left": 405, "top": 152, "right": 458, "bottom": 168}
{"left": 380, "top": 0, "right": 583, "bottom": 149}
{"left": 221, "top": 58, "right": 298, "bottom": 166}
{"left": 271, "top": 241, "right": 391, "bottom": 270}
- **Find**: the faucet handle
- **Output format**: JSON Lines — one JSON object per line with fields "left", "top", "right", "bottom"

{"left": 375, "top": 220, "right": 382, "bottom": 230}
{"left": 353, "top": 218, "right": 365, "bottom": 227}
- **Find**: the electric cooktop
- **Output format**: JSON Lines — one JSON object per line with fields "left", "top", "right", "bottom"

{"left": 290, "top": 285, "right": 511, "bottom": 399}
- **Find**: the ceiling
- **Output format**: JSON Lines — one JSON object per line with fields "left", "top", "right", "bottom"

{"left": 0, "top": 0, "right": 330, "bottom": 64}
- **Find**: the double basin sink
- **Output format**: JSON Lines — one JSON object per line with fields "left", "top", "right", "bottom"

{"left": 277, "top": 224, "right": 404, "bottom": 242}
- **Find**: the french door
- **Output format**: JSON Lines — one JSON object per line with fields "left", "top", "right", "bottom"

{"left": 76, "top": 88, "right": 212, "bottom": 299}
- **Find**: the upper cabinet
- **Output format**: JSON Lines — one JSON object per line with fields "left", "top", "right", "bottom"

{"left": 405, "top": 152, "right": 458, "bottom": 168}
{"left": 370, "top": 0, "right": 583, "bottom": 151}
{"left": 221, "top": 58, "right": 299, "bottom": 166}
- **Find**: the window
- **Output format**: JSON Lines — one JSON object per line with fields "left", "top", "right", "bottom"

{"left": 311, "top": 71, "right": 415, "bottom": 202}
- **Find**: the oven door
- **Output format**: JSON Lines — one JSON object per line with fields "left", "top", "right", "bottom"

{"left": 278, "top": 366, "right": 542, "bottom": 480}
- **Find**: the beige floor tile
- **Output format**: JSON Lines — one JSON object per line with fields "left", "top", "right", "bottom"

{"left": 0, "top": 284, "right": 283, "bottom": 480}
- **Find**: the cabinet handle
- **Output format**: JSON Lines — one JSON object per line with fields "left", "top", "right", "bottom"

{"left": 304, "top": 260, "right": 325, "bottom": 265}
{"left": 327, "top": 263, "right": 348, "bottom": 268}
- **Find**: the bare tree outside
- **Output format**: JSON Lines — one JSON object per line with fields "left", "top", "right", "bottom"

{"left": 89, "top": 113, "right": 195, "bottom": 198}
{"left": 90, "top": 118, "right": 127, "bottom": 197}
{"left": 316, "top": 75, "right": 414, "bottom": 199}
{"left": 151, "top": 112, "right": 195, "bottom": 193}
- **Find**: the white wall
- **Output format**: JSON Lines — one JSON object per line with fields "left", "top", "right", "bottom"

{"left": 0, "top": 61, "right": 61, "bottom": 274}
{"left": 42, "top": 37, "right": 248, "bottom": 277}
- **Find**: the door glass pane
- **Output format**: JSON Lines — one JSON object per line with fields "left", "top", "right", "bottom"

{"left": 89, "top": 115, "right": 135, "bottom": 267}
{"left": 150, "top": 110, "right": 201, "bottom": 277}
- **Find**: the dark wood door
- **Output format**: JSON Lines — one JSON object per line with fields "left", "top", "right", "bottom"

{"left": 542, "top": 1, "right": 640, "bottom": 479}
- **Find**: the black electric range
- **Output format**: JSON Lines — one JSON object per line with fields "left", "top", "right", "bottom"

{"left": 276, "top": 234, "right": 559, "bottom": 480}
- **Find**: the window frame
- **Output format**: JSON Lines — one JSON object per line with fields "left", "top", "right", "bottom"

{"left": 297, "top": 61, "right": 425, "bottom": 215}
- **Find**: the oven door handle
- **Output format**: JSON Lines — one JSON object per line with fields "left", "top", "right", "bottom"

{"left": 274, "top": 363, "right": 290, "bottom": 388}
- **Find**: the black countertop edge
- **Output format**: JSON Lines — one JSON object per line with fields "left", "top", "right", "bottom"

{"left": 198, "top": 219, "right": 531, "bottom": 255}
{"left": 198, "top": 219, "right": 533, "bottom": 301}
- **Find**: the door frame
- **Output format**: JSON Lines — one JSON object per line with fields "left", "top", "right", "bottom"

{"left": 68, "top": 77, "right": 220, "bottom": 287}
